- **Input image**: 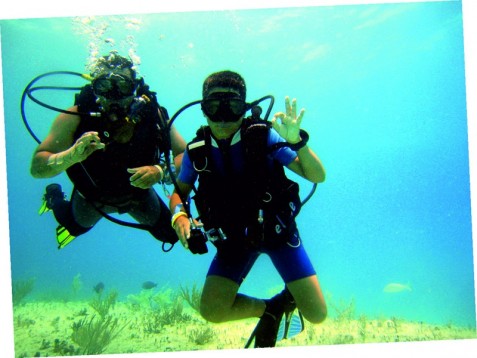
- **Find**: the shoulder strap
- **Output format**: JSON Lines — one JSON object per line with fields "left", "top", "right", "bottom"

{"left": 135, "top": 78, "right": 171, "bottom": 155}
{"left": 74, "top": 84, "right": 98, "bottom": 112}
{"left": 187, "top": 126, "right": 212, "bottom": 173}
{"left": 241, "top": 117, "right": 275, "bottom": 187}
{"left": 241, "top": 117, "right": 270, "bottom": 165}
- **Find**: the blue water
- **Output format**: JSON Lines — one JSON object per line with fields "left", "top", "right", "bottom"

{"left": 1, "top": 1, "right": 475, "bottom": 329}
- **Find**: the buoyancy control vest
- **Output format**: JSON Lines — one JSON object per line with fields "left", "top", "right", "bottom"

{"left": 188, "top": 118, "right": 302, "bottom": 248}
{"left": 66, "top": 81, "right": 168, "bottom": 205}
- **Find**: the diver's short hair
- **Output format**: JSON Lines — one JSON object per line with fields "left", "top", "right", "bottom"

{"left": 91, "top": 51, "right": 136, "bottom": 80}
{"left": 202, "top": 70, "right": 246, "bottom": 100}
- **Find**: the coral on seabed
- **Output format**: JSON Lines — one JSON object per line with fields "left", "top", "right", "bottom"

{"left": 11, "top": 285, "right": 477, "bottom": 357}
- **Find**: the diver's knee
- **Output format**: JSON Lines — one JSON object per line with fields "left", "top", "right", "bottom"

{"left": 199, "top": 304, "right": 227, "bottom": 323}
{"left": 302, "top": 305, "right": 327, "bottom": 324}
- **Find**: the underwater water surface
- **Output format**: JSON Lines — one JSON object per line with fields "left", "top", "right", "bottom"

{"left": 1, "top": 1, "right": 476, "bottom": 356}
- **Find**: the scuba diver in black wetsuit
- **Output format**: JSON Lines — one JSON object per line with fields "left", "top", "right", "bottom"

{"left": 30, "top": 51, "right": 186, "bottom": 250}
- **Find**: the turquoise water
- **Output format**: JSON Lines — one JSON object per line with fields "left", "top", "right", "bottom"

{"left": 1, "top": 1, "right": 475, "bottom": 331}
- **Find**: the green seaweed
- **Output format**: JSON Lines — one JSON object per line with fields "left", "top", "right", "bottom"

{"left": 188, "top": 325, "right": 215, "bottom": 345}
{"left": 14, "top": 314, "right": 36, "bottom": 328}
{"left": 89, "top": 289, "right": 118, "bottom": 317}
{"left": 71, "top": 314, "right": 126, "bottom": 355}
{"left": 142, "top": 311, "right": 164, "bottom": 335}
{"left": 327, "top": 294, "right": 356, "bottom": 322}
{"left": 179, "top": 283, "right": 202, "bottom": 312}
{"left": 53, "top": 338, "right": 79, "bottom": 356}
{"left": 12, "top": 277, "right": 36, "bottom": 306}
{"left": 141, "top": 291, "right": 194, "bottom": 335}
{"left": 145, "top": 299, "right": 192, "bottom": 327}
{"left": 71, "top": 273, "right": 83, "bottom": 297}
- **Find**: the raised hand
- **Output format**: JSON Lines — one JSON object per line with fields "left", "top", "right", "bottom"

{"left": 47, "top": 131, "right": 105, "bottom": 167}
{"left": 68, "top": 132, "right": 105, "bottom": 163}
{"left": 271, "top": 96, "right": 305, "bottom": 144}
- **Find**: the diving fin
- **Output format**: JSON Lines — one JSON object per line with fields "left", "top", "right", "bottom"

{"left": 56, "top": 225, "right": 77, "bottom": 249}
{"left": 277, "top": 309, "right": 305, "bottom": 341}
{"left": 38, "top": 200, "right": 50, "bottom": 215}
{"left": 244, "top": 321, "right": 260, "bottom": 349}
{"left": 245, "top": 308, "right": 304, "bottom": 348}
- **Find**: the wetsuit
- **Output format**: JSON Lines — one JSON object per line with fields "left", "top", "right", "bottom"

{"left": 178, "top": 123, "right": 316, "bottom": 284}
{"left": 53, "top": 85, "right": 177, "bottom": 247}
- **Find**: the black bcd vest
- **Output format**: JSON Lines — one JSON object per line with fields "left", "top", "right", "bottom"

{"left": 66, "top": 82, "right": 169, "bottom": 205}
{"left": 187, "top": 118, "right": 301, "bottom": 247}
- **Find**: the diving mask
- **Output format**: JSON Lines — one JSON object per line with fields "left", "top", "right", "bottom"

{"left": 92, "top": 73, "right": 136, "bottom": 100}
{"left": 201, "top": 92, "right": 248, "bottom": 122}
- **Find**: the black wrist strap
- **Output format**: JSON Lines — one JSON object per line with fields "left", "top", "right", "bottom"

{"left": 287, "top": 129, "right": 309, "bottom": 151}
{"left": 268, "top": 129, "right": 310, "bottom": 153}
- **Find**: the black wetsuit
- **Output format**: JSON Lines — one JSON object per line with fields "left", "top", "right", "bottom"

{"left": 52, "top": 84, "right": 178, "bottom": 248}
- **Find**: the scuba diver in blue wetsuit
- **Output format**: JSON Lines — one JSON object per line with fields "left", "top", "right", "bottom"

{"left": 169, "top": 70, "right": 327, "bottom": 348}
{"left": 30, "top": 51, "right": 186, "bottom": 250}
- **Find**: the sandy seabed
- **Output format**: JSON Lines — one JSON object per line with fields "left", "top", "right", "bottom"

{"left": 11, "top": 296, "right": 477, "bottom": 358}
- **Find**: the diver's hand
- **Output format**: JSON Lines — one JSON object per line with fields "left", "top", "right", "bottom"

{"left": 127, "top": 165, "right": 163, "bottom": 189}
{"left": 70, "top": 132, "right": 106, "bottom": 161}
{"left": 271, "top": 96, "right": 304, "bottom": 144}
{"left": 173, "top": 215, "right": 191, "bottom": 250}
{"left": 173, "top": 216, "right": 204, "bottom": 251}
{"left": 47, "top": 131, "right": 105, "bottom": 167}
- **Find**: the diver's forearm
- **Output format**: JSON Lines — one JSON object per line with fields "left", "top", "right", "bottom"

{"left": 30, "top": 151, "right": 75, "bottom": 178}
{"left": 169, "top": 192, "right": 184, "bottom": 212}
{"left": 296, "top": 146, "right": 326, "bottom": 183}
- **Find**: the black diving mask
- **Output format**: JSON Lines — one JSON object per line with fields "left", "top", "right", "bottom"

{"left": 201, "top": 92, "right": 248, "bottom": 122}
{"left": 92, "top": 73, "right": 136, "bottom": 100}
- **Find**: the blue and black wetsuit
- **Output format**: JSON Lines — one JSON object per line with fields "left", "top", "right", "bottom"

{"left": 179, "top": 120, "right": 316, "bottom": 284}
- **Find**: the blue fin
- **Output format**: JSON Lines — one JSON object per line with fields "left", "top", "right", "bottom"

{"left": 277, "top": 309, "right": 304, "bottom": 341}
{"left": 244, "top": 309, "right": 304, "bottom": 348}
